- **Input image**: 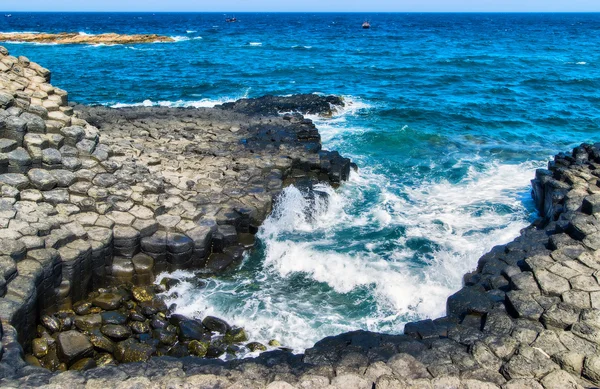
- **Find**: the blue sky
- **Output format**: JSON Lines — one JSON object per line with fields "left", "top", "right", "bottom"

{"left": 2, "top": 0, "right": 600, "bottom": 12}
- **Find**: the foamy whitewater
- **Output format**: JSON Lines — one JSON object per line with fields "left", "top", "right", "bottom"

{"left": 4, "top": 12, "right": 597, "bottom": 354}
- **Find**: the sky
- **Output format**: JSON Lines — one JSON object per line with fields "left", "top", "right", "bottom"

{"left": 2, "top": 0, "right": 600, "bottom": 12}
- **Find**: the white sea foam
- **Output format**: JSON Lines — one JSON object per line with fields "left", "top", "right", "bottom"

{"left": 186, "top": 30, "right": 197, "bottom": 34}
{"left": 577, "top": 62, "right": 587, "bottom": 65}
{"left": 108, "top": 92, "right": 252, "bottom": 109}
{"left": 249, "top": 42, "right": 262, "bottom": 46}
{"left": 0, "top": 31, "right": 42, "bottom": 35}
{"left": 171, "top": 36, "right": 191, "bottom": 42}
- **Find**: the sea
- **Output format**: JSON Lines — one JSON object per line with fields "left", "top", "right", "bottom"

{"left": 2, "top": 12, "right": 599, "bottom": 355}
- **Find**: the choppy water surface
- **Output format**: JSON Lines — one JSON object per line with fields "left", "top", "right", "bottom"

{"left": 3, "top": 12, "right": 599, "bottom": 352}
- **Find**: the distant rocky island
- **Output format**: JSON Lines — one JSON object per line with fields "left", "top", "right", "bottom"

{"left": 0, "top": 32, "right": 174, "bottom": 44}
{"left": 0, "top": 46, "right": 599, "bottom": 389}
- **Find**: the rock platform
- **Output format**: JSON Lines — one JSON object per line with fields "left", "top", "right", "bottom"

{"left": 0, "top": 33, "right": 174, "bottom": 45}
{"left": 0, "top": 48, "right": 599, "bottom": 388}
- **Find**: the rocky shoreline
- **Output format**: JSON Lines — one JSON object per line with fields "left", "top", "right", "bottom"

{"left": 0, "top": 33, "right": 174, "bottom": 45}
{"left": 0, "top": 47, "right": 599, "bottom": 388}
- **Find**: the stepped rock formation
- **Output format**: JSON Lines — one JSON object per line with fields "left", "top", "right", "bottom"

{"left": 0, "top": 33, "right": 174, "bottom": 45}
{"left": 0, "top": 47, "right": 599, "bottom": 388}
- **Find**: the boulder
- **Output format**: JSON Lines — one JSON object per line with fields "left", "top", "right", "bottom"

{"left": 56, "top": 330, "right": 93, "bottom": 365}
{"left": 202, "top": 316, "right": 231, "bottom": 334}
{"left": 178, "top": 319, "right": 206, "bottom": 341}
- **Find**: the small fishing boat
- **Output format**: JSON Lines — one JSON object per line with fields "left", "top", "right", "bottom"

{"left": 362, "top": 21, "right": 371, "bottom": 29}
{"left": 5, "top": 14, "right": 12, "bottom": 18}
{"left": 226, "top": 16, "right": 238, "bottom": 23}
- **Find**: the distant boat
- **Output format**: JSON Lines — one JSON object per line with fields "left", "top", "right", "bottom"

{"left": 226, "top": 16, "right": 238, "bottom": 23}
{"left": 4, "top": 14, "right": 12, "bottom": 18}
{"left": 362, "top": 21, "right": 371, "bottom": 29}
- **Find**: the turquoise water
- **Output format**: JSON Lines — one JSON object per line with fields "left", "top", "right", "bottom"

{"left": 3, "top": 12, "right": 599, "bottom": 352}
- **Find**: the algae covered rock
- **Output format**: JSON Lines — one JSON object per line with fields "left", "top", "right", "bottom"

{"left": 188, "top": 340, "right": 209, "bottom": 357}
{"left": 132, "top": 286, "right": 155, "bottom": 303}
{"left": 268, "top": 339, "right": 281, "bottom": 347}
{"left": 89, "top": 329, "right": 116, "bottom": 353}
{"left": 247, "top": 341, "right": 267, "bottom": 352}
{"left": 115, "top": 338, "right": 155, "bottom": 363}
{"left": 224, "top": 327, "right": 249, "bottom": 344}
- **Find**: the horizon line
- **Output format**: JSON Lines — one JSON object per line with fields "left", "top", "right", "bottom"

{"left": 2, "top": 11, "right": 600, "bottom": 14}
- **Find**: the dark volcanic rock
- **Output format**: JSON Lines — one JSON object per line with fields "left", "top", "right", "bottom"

{"left": 101, "top": 324, "right": 132, "bottom": 340}
{"left": 178, "top": 319, "right": 207, "bottom": 342}
{"left": 202, "top": 316, "right": 231, "bottom": 334}
{"left": 114, "top": 338, "right": 155, "bottom": 363}
{"left": 218, "top": 94, "right": 344, "bottom": 116}
{"left": 56, "top": 331, "right": 93, "bottom": 365}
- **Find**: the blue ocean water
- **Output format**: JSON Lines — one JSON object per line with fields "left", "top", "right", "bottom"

{"left": 3, "top": 12, "right": 599, "bottom": 352}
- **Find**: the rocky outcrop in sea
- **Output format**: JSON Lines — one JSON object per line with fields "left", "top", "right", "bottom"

{"left": 0, "top": 47, "right": 599, "bottom": 388}
{"left": 0, "top": 33, "right": 174, "bottom": 45}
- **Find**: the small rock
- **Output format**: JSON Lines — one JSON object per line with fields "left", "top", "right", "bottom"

{"left": 92, "top": 293, "right": 123, "bottom": 310}
{"left": 246, "top": 342, "right": 267, "bottom": 352}
{"left": 69, "top": 357, "right": 96, "bottom": 371}
{"left": 32, "top": 337, "right": 49, "bottom": 358}
{"left": 101, "top": 324, "right": 132, "bottom": 340}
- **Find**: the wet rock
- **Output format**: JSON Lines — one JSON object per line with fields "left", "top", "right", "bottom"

{"left": 41, "top": 315, "right": 61, "bottom": 333}
{"left": 100, "top": 324, "right": 132, "bottom": 340}
{"left": 114, "top": 338, "right": 155, "bottom": 363}
{"left": 206, "top": 338, "right": 228, "bottom": 358}
{"left": 246, "top": 342, "right": 267, "bottom": 352}
{"left": 446, "top": 287, "right": 494, "bottom": 320}
{"left": 188, "top": 340, "right": 209, "bottom": 357}
{"left": 159, "top": 277, "right": 181, "bottom": 291}
{"left": 219, "top": 94, "right": 344, "bottom": 116}
{"left": 225, "top": 327, "right": 249, "bottom": 344}
{"left": 92, "top": 293, "right": 123, "bottom": 310}
{"left": 132, "top": 286, "right": 155, "bottom": 303}
{"left": 69, "top": 357, "right": 96, "bottom": 371}
{"left": 73, "top": 301, "right": 92, "bottom": 316}
{"left": 178, "top": 319, "right": 206, "bottom": 341}
{"left": 130, "top": 321, "right": 150, "bottom": 334}
{"left": 153, "top": 328, "right": 178, "bottom": 346}
{"left": 100, "top": 311, "right": 128, "bottom": 325}
{"left": 32, "top": 337, "right": 49, "bottom": 358}
{"left": 56, "top": 330, "right": 93, "bottom": 365}
{"left": 74, "top": 314, "right": 102, "bottom": 331}
{"left": 202, "top": 316, "right": 231, "bottom": 334}
{"left": 89, "top": 330, "right": 116, "bottom": 354}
